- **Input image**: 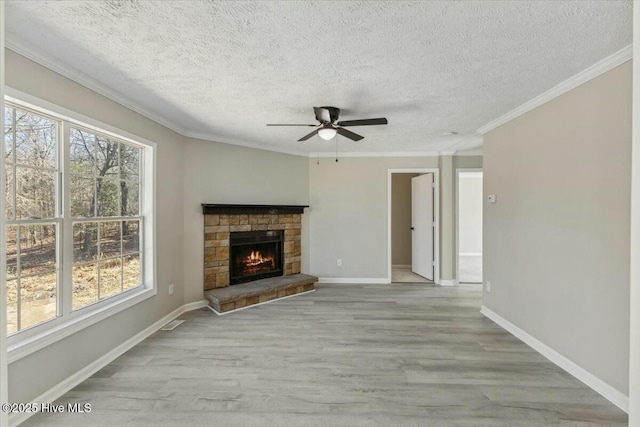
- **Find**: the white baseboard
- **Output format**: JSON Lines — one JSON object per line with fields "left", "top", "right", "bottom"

{"left": 9, "top": 300, "right": 209, "bottom": 427}
{"left": 318, "top": 277, "right": 390, "bottom": 284}
{"left": 439, "top": 279, "right": 458, "bottom": 287}
{"left": 182, "top": 299, "right": 209, "bottom": 311}
{"left": 459, "top": 252, "right": 482, "bottom": 257}
{"left": 480, "top": 305, "right": 629, "bottom": 413}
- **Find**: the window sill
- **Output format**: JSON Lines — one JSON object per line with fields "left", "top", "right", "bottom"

{"left": 7, "top": 286, "right": 156, "bottom": 364}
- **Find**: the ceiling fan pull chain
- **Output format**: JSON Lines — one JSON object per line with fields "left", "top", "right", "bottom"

{"left": 335, "top": 139, "right": 339, "bottom": 163}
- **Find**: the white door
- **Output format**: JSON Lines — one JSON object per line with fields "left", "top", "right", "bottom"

{"left": 411, "top": 173, "right": 434, "bottom": 280}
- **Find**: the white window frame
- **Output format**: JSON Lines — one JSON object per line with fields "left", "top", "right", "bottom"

{"left": 5, "top": 87, "right": 157, "bottom": 363}
{"left": 4, "top": 104, "right": 62, "bottom": 334}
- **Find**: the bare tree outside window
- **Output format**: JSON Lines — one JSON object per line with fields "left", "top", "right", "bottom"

{"left": 4, "top": 103, "right": 145, "bottom": 335}
{"left": 70, "top": 127, "right": 141, "bottom": 311}
{"left": 4, "top": 106, "right": 58, "bottom": 333}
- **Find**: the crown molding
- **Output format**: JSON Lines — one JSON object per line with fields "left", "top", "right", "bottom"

{"left": 11, "top": 39, "right": 448, "bottom": 160}
{"left": 309, "top": 151, "right": 442, "bottom": 158}
{"left": 454, "top": 148, "right": 484, "bottom": 156}
{"left": 15, "top": 37, "right": 627, "bottom": 157}
{"left": 477, "top": 44, "right": 632, "bottom": 135}
{"left": 184, "top": 130, "right": 308, "bottom": 157}
{"left": 5, "top": 39, "right": 189, "bottom": 137}
{"left": 6, "top": 40, "right": 312, "bottom": 159}
{"left": 308, "top": 149, "right": 484, "bottom": 158}
{"left": 451, "top": 134, "right": 483, "bottom": 151}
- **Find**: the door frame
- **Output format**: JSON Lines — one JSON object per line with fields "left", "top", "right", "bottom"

{"left": 455, "top": 168, "right": 483, "bottom": 284}
{"left": 387, "top": 168, "right": 440, "bottom": 284}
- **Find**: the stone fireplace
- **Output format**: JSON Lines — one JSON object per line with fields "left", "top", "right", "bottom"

{"left": 202, "top": 204, "right": 306, "bottom": 291}
{"left": 202, "top": 204, "right": 317, "bottom": 314}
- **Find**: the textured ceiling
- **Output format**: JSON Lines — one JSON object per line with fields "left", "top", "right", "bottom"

{"left": 4, "top": 1, "right": 633, "bottom": 155}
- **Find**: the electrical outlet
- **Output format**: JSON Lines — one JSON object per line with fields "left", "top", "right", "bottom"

{"left": 168, "top": 284, "right": 174, "bottom": 296}
{"left": 337, "top": 259, "right": 342, "bottom": 267}
{"left": 486, "top": 281, "right": 491, "bottom": 292}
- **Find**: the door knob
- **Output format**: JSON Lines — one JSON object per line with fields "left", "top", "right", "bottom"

{"left": 410, "top": 227, "right": 414, "bottom": 230}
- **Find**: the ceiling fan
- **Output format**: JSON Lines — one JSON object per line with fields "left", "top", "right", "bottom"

{"left": 267, "top": 106, "right": 388, "bottom": 142}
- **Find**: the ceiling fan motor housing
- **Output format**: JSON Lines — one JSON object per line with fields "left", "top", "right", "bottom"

{"left": 316, "top": 106, "right": 340, "bottom": 124}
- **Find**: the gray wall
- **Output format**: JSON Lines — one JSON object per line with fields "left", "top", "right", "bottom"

{"left": 6, "top": 49, "right": 186, "bottom": 403}
{"left": 182, "top": 137, "right": 309, "bottom": 303}
{"left": 391, "top": 173, "right": 417, "bottom": 265}
{"left": 458, "top": 173, "right": 482, "bottom": 254}
{"left": 483, "top": 61, "right": 631, "bottom": 394}
{"left": 308, "top": 155, "right": 482, "bottom": 280}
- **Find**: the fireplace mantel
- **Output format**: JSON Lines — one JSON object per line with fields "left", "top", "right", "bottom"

{"left": 202, "top": 204, "right": 308, "bottom": 215}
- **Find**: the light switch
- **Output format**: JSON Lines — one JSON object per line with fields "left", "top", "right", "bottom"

{"left": 488, "top": 194, "right": 497, "bottom": 203}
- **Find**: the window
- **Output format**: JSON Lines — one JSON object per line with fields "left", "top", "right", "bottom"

{"left": 69, "top": 127, "right": 142, "bottom": 311}
{"left": 4, "top": 106, "right": 59, "bottom": 334}
{"left": 4, "top": 99, "right": 151, "bottom": 339}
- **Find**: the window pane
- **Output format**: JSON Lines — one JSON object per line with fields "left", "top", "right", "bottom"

{"left": 100, "top": 257, "right": 122, "bottom": 300}
{"left": 20, "top": 224, "right": 56, "bottom": 276}
{"left": 19, "top": 271, "right": 57, "bottom": 330}
{"left": 122, "top": 220, "right": 139, "bottom": 254}
{"left": 7, "top": 279, "right": 17, "bottom": 335}
{"left": 120, "top": 144, "right": 139, "bottom": 180}
{"left": 73, "top": 222, "right": 98, "bottom": 264}
{"left": 70, "top": 175, "right": 95, "bottom": 217}
{"left": 96, "top": 177, "right": 119, "bottom": 217}
{"left": 6, "top": 164, "right": 14, "bottom": 219}
{"left": 4, "top": 106, "right": 147, "bottom": 335}
{"left": 72, "top": 262, "right": 98, "bottom": 310}
{"left": 100, "top": 221, "right": 121, "bottom": 259}
{"left": 6, "top": 226, "right": 17, "bottom": 279}
{"left": 5, "top": 107, "right": 14, "bottom": 163}
{"left": 123, "top": 253, "right": 141, "bottom": 291}
{"left": 16, "top": 166, "right": 56, "bottom": 219}
{"left": 14, "top": 109, "right": 56, "bottom": 169}
{"left": 70, "top": 128, "right": 96, "bottom": 176}
{"left": 95, "top": 135, "right": 119, "bottom": 177}
{"left": 120, "top": 180, "right": 139, "bottom": 216}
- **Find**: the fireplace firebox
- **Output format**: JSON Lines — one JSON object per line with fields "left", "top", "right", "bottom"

{"left": 229, "top": 230, "right": 284, "bottom": 285}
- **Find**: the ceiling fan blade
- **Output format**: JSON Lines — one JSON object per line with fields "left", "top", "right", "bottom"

{"left": 336, "top": 118, "right": 388, "bottom": 127}
{"left": 337, "top": 127, "right": 364, "bottom": 141}
{"left": 266, "top": 124, "right": 317, "bottom": 126}
{"left": 313, "top": 107, "right": 331, "bottom": 123}
{"left": 298, "top": 129, "right": 319, "bottom": 142}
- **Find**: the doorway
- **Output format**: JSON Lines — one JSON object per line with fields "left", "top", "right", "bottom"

{"left": 456, "top": 170, "right": 483, "bottom": 284}
{"left": 387, "top": 168, "right": 440, "bottom": 284}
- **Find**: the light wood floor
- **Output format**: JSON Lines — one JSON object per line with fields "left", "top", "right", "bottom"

{"left": 23, "top": 283, "right": 627, "bottom": 426}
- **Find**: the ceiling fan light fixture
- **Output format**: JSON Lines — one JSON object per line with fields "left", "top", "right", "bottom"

{"left": 318, "top": 127, "right": 337, "bottom": 140}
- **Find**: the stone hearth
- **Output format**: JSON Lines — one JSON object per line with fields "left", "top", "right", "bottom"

{"left": 205, "top": 273, "right": 317, "bottom": 313}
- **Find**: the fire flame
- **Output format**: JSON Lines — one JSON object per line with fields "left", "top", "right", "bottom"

{"left": 240, "top": 250, "right": 275, "bottom": 275}
{"left": 247, "top": 250, "right": 270, "bottom": 266}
